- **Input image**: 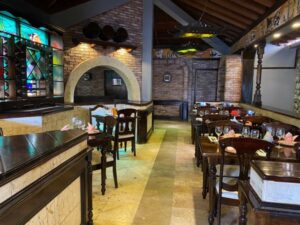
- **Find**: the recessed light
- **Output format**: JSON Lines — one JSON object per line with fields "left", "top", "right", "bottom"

{"left": 254, "top": 44, "right": 258, "bottom": 48}
{"left": 273, "top": 33, "right": 281, "bottom": 39}
{"left": 292, "top": 22, "right": 300, "bottom": 29}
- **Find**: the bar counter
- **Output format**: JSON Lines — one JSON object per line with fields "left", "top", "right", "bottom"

{"left": 0, "top": 129, "right": 92, "bottom": 225}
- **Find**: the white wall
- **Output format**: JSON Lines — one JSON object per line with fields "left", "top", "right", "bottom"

{"left": 253, "top": 44, "right": 297, "bottom": 111}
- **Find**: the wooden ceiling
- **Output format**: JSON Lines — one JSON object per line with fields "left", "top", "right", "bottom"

{"left": 25, "top": 0, "right": 288, "bottom": 49}
{"left": 24, "top": 0, "right": 89, "bottom": 14}
{"left": 154, "top": 0, "right": 288, "bottom": 49}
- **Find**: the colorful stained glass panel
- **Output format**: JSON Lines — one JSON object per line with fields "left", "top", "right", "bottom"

{"left": 53, "top": 50, "right": 63, "bottom": 65}
{"left": 0, "top": 14, "right": 17, "bottom": 35}
{"left": 21, "top": 23, "right": 48, "bottom": 45}
{"left": 53, "top": 82, "right": 64, "bottom": 96}
{"left": 53, "top": 65, "right": 63, "bottom": 81}
{"left": 51, "top": 34, "right": 63, "bottom": 49}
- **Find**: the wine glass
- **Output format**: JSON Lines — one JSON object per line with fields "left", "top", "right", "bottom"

{"left": 242, "top": 126, "right": 250, "bottom": 137}
{"left": 223, "top": 126, "right": 231, "bottom": 135}
{"left": 276, "top": 128, "right": 285, "bottom": 148}
{"left": 204, "top": 110, "right": 210, "bottom": 115}
{"left": 266, "top": 127, "right": 275, "bottom": 137}
{"left": 215, "top": 126, "right": 223, "bottom": 140}
{"left": 251, "top": 129, "right": 260, "bottom": 139}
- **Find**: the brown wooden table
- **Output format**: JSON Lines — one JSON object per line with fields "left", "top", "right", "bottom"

{"left": 239, "top": 180, "right": 300, "bottom": 225}
{"left": 199, "top": 136, "right": 298, "bottom": 225}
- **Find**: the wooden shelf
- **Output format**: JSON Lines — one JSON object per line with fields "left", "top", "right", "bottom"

{"left": 72, "top": 36, "right": 137, "bottom": 50}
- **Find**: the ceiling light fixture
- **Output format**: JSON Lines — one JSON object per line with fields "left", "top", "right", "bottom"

{"left": 175, "top": 42, "right": 209, "bottom": 55}
{"left": 292, "top": 22, "right": 300, "bottom": 29}
{"left": 273, "top": 33, "right": 282, "bottom": 39}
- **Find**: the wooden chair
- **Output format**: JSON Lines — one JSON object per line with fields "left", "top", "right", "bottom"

{"left": 88, "top": 118, "right": 118, "bottom": 195}
{"left": 196, "top": 106, "right": 219, "bottom": 117}
{"left": 89, "top": 104, "right": 109, "bottom": 131}
{"left": 261, "top": 121, "right": 297, "bottom": 136}
{"left": 207, "top": 120, "right": 243, "bottom": 136}
{"left": 214, "top": 138, "right": 274, "bottom": 225}
{"left": 115, "top": 108, "right": 137, "bottom": 159}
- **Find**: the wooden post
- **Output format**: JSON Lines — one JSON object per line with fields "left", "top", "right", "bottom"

{"left": 252, "top": 41, "right": 266, "bottom": 106}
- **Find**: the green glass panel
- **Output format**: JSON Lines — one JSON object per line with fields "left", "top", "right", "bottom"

{"left": 53, "top": 81, "right": 64, "bottom": 96}
{"left": 53, "top": 65, "right": 63, "bottom": 81}
{"left": 0, "top": 14, "right": 17, "bottom": 35}
{"left": 21, "top": 23, "right": 48, "bottom": 45}
{"left": 53, "top": 50, "right": 63, "bottom": 65}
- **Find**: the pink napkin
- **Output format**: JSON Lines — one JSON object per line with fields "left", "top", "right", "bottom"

{"left": 225, "top": 146, "right": 236, "bottom": 154}
{"left": 284, "top": 132, "right": 298, "bottom": 144}
{"left": 87, "top": 122, "right": 97, "bottom": 134}
{"left": 223, "top": 129, "right": 235, "bottom": 138}
{"left": 61, "top": 124, "right": 70, "bottom": 131}
{"left": 245, "top": 121, "right": 252, "bottom": 126}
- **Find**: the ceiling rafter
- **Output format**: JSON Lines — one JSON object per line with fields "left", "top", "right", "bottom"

{"left": 254, "top": 0, "right": 275, "bottom": 8}
{"left": 186, "top": 0, "right": 253, "bottom": 25}
{"left": 211, "top": 0, "right": 259, "bottom": 20}
{"left": 229, "top": 0, "right": 266, "bottom": 14}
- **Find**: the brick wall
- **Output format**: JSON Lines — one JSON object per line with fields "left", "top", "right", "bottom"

{"left": 224, "top": 55, "right": 242, "bottom": 102}
{"left": 63, "top": 0, "right": 143, "bottom": 89}
{"left": 75, "top": 67, "right": 105, "bottom": 96}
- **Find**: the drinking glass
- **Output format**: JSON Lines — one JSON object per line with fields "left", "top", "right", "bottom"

{"left": 204, "top": 110, "right": 210, "bottom": 115}
{"left": 242, "top": 126, "right": 250, "bottom": 137}
{"left": 276, "top": 128, "right": 285, "bottom": 140}
{"left": 266, "top": 127, "right": 275, "bottom": 137}
{"left": 215, "top": 126, "right": 223, "bottom": 140}
{"left": 223, "top": 126, "right": 231, "bottom": 135}
{"left": 251, "top": 129, "right": 260, "bottom": 139}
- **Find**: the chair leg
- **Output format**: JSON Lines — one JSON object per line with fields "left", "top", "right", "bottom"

{"left": 116, "top": 142, "right": 120, "bottom": 160}
{"left": 124, "top": 141, "right": 127, "bottom": 152}
{"left": 100, "top": 149, "right": 106, "bottom": 195}
{"left": 132, "top": 139, "right": 136, "bottom": 156}
{"left": 113, "top": 162, "right": 118, "bottom": 188}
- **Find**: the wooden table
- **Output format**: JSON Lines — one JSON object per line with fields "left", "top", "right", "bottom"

{"left": 198, "top": 136, "right": 298, "bottom": 225}
{"left": 239, "top": 180, "right": 300, "bottom": 225}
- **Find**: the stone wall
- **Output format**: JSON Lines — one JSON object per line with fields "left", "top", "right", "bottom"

{"left": 75, "top": 67, "right": 105, "bottom": 97}
{"left": 294, "top": 49, "right": 300, "bottom": 113}
{"left": 63, "top": 0, "right": 143, "bottom": 90}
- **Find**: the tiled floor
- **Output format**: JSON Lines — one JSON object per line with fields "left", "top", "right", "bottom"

{"left": 92, "top": 120, "right": 240, "bottom": 225}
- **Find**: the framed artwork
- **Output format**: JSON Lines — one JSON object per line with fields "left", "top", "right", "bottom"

{"left": 163, "top": 72, "right": 172, "bottom": 83}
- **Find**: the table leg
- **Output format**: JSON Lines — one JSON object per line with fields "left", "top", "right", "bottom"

{"left": 208, "top": 161, "right": 217, "bottom": 225}
{"left": 239, "top": 186, "right": 248, "bottom": 225}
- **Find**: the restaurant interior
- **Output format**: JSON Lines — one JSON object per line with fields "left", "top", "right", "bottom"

{"left": 0, "top": 0, "right": 300, "bottom": 224}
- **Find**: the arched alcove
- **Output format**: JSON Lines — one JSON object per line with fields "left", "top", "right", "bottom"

{"left": 64, "top": 56, "right": 141, "bottom": 103}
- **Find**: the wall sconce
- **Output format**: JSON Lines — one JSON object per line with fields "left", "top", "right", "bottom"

{"left": 163, "top": 72, "right": 172, "bottom": 83}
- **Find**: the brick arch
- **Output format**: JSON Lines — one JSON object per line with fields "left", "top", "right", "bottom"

{"left": 64, "top": 56, "right": 141, "bottom": 103}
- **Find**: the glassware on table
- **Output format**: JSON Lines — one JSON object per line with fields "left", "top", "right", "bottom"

{"left": 242, "top": 126, "right": 250, "bottom": 137}
{"left": 276, "top": 128, "right": 285, "bottom": 148}
{"left": 266, "top": 127, "right": 275, "bottom": 137}
{"left": 251, "top": 129, "right": 260, "bottom": 139}
{"left": 199, "top": 111, "right": 204, "bottom": 117}
{"left": 215, "top": 126, "right": 223, "bottom": 140}
{"left": 223, "top": 126, "right": 231, "bottom": 135}
{"left": 204, "top": 110, "right": 210, "bottom": 115}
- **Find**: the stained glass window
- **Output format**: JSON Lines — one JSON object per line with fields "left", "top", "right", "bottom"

{"left": 53, "top": 49, "right": 63, "bottom": 96}
{"left": 0, "top": 13, "right": 17, "bottom": 35}
{"left": 51, "top": 34, "right": 63, "bottom": 49}
{"left": 26, "top": 47, "right": 49, "bottom": 97}
{"left": 20, "top": 23, "right": 48, "bottom": 45}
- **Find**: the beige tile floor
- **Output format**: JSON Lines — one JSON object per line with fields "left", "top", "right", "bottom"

{"left": 92, "top": 120, "right": 241, "bottom": 225}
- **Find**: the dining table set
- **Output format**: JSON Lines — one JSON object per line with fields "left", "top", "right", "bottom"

{"left": 191, "top": 104, "right": 300, "bottom": 225}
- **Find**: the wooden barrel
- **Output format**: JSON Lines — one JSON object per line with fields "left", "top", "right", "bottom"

{"left": 82, "top": 22, "right": 100, "bottom": 39}
{"left": 113, "top": 27, "right": 128, "bottom": 43}
{"left": 99, "top": 25, "right": 115, "bottom": 41}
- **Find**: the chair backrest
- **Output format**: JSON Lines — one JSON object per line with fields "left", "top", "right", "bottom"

{"left": 196, "top": 106, "right": 218, "bottom": 116}
{"left": 261, "top": 121, "right": 296, "bottom": 135}
{"left": 207, "top": 120, "right": 243, "bottom": 136}
{"left": 116, "top": 108, "right": 137, "bottom": 136}
{"left": 202, "top": 114, "right": 230, "bottom": 123}
{"left": 104, "top": 116, "right": 117, "bottom": 135}
{"left": 89, "top": 104, "right": 109, "bottom": 131}
{"left": 219, "top": 138, "right": 274, "bottom": 181}
{"left": 242, "top": 116, "right": 272, "bottom": 126}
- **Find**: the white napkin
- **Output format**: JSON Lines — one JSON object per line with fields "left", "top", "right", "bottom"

{"left": 61, "top": 124, "right": 70, "bottom": 131}
{"left": 263, "top": 131, "right": 274, "bottom": 143}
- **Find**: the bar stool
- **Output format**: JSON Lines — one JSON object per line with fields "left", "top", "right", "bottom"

{"left": 87, "top": 132, "right": 118, "bottom": 195}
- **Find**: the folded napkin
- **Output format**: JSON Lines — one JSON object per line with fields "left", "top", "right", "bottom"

{"left": 61, "top": 124, "right": 70, "bottom": 131}
{"left": 245, "top": 121, "right": 252, "bottom": 126}
{"left": 284, "top": 132, "right": 298, "bottom": 144}
{"left": 256, "top": 149, "right": 267, "bottom": 157}
{"left": 223, "top": 129, "right": 236, "bottom": 138}
{"left": 230, "top": 110, "right": 240, "bottom": 117}
{"left": 87, "top": 122, "right": 97, "bottom": 133}
{"left": 263, "top": 131, "right": 274, "bottom": 143}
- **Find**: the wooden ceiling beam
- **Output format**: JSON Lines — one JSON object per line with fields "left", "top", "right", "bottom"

{"left": 229, "top": 0, "right": 266, "bottom": 14}
{"left": 185, "top": 0, "right": 253, "bottom": 25}
{"left": 201, "top": 14, "right": 244, "bottom": 33}
{"left": 254, "top": 0, "right": 275, "bottom": 8}
{"left": 211, "top": 0, "right": 259, "bottom": 20}
{"left": 182, "top": 1, "right": 248, "bottom": 29}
